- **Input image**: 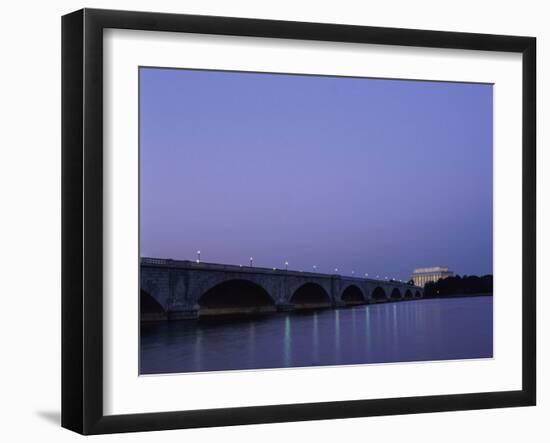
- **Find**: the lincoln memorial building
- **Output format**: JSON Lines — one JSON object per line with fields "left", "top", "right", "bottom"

{"left": 410, "top": 266, "right": 454, "bottom": 287}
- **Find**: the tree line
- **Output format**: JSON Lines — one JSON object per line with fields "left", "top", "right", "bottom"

{"left": 421, "top": 275, "right": 493, "bottom": 298}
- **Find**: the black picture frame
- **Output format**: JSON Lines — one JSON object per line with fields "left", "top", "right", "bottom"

{"left": 62, "top": 8, "right": 536, "bottom": 435}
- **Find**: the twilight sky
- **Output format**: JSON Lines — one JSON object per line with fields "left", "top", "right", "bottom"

{"left": 139, "top": 67, "right": 493, "bottom": 280}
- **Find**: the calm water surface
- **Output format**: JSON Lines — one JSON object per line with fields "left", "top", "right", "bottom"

{"left": 140, "top": 296, "right": 492, "bottom": 374}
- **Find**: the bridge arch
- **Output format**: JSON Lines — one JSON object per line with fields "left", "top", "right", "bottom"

{"left": 404, "top": 289, "right": 413, "bottom": 299}
{"left": 341, "top": 284, "right": 364, "bottom": 305}
{"left": 390, "top": 288, "right": 402, "bottom": 300}
{"left": 140, "top": 289, "right": 167, "bottom": 321}
{"left": 197, "top": 279, "right": 276, "bottom": 317}
{"left": 290, "top": 283, "right": 331, "bottom": 310}
{"left": 372, "top": 286, "right": 387, "bottom": 302}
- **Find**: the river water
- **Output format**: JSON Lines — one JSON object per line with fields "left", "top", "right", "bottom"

{"left": 140, "top": 296, "right": 492, "bottom": 374}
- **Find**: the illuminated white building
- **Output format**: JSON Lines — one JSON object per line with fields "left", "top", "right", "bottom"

{"left": 410, "top": 266, "right": 454, "bottom": 287}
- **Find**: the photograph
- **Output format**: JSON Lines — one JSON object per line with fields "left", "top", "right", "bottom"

{"left": 138, "top": 67, "right": 494, "bottom": 375}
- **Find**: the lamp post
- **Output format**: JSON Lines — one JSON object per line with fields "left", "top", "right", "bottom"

{"left": 365, "top": 273, "right": 369, "bottom": 278}
{"left": 313, "top": 265, "right": 317, "bottom": 272}
{"left": 250, "top": 257, "right": 254, "bottom": 267}
{"left": 285, "top": 261, "right": 288, "bottom": 270}
{"left": 335, "top": 268, "right": 339, "bottom": 273}
{"left": 196, "top": 250, "right": 201, "bottom": 263}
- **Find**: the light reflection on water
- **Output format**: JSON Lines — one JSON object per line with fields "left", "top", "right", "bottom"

{"left": 140, "top": 296, "right": 493, "bottom": 375}
{"left": 284, "top": 316, "right": 292, "bottom": 367}
{"left": 312, "top": 311, "right": 319, "bottom": 363}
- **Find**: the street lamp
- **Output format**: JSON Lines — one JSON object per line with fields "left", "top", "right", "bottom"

{"left": 313, "top": 265, "right": 317, "bottom": 272}
{"left": 250, "top": 257, "right": 254, "bottom": 267}
{"left": 351, "top": 270, "right": 355, "bottom": 276}
{"left": 285, "top": 261, "right": 289, "bottom": 270}
{"left": 365, "top": 273, "right": 369, "bottom": 278}
{"left": 196, "top": 250, "right": 201, "bottom": 263}
{"left": 335, "top": 268, "right": 339, "bottom": 273}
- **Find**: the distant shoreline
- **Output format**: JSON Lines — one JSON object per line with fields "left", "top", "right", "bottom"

{"left": 421, "top": 292, "right": 493, "bottom": 300}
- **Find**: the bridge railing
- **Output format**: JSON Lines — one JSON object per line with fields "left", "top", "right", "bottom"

{"left": 141, "top": 257, "right": 169, "bottom": 265}
{"left": 140, "top": 257, "right": 423, "bottom": 290}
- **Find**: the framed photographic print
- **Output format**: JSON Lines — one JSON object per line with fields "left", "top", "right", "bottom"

{"left": 61, "top": 8, "right": 536, "bottom": 434}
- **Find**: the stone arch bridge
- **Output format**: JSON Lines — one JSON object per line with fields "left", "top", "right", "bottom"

{"left": 140, "top": 258, "right": 423, "bottom": 320}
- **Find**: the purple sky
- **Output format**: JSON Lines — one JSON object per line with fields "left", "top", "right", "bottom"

{"left": 139, "top": 68, "right": 493, "bottom": 280}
